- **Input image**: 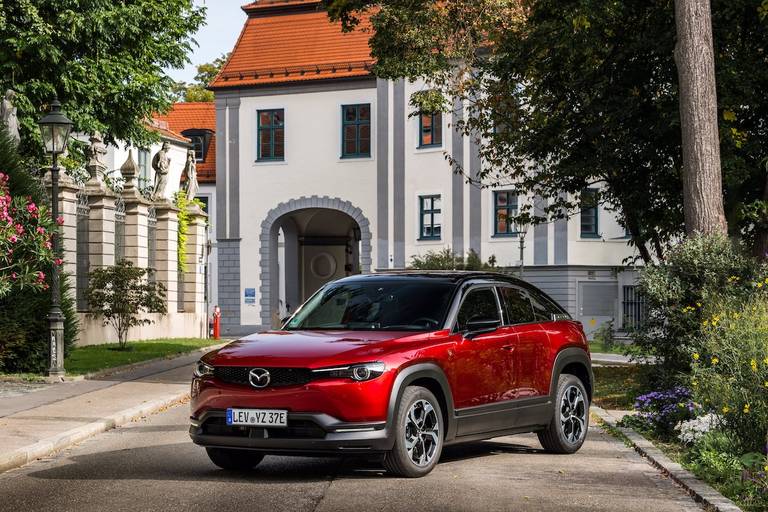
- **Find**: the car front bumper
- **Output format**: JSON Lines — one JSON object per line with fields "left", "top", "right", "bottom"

{"left": 189, "top": 409, "right": 393, "bottom": 455}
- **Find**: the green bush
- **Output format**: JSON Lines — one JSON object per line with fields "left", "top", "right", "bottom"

{"left": 0, "top": 127, "right": 78, "bottom": 373}
{"left": 592, "top": 319, "right": 616, "bottom": 352}
{"left": 634, "top": 234, "right": 766, "bottom": 385}
{"left": 410, "top": 248, "right": 497, "bottom": 270}
{"left": 691, "top": 296, "right": 768, "bottom": 454}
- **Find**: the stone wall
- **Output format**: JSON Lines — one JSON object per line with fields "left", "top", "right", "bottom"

{"left": 48, "top": 151, "right": 209, "bottom": 346}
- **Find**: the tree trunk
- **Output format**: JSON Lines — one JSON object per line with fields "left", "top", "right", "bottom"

{"left": 673, "top": 0, "right": 728, "bottom": 236}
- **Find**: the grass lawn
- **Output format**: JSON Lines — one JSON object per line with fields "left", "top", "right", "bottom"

{"left": 64, "top": 338, "right": 217, "bottom": 375}
{"left": 592, "top": 365, "right": 647, "bottom": 410}
{"left": 588, "top": 340, "right": 632, "bottom": 355}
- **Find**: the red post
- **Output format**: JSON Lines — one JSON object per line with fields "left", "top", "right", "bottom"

{"left": 212, "top": 305, "right": 221, "bottom": 340}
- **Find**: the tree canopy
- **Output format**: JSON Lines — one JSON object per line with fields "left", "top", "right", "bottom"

{"left": 0, "top": 0, "right": 205, "bottom": 159}
{"left": 325, "top": 0, "right": 768, "bottom": 261}
{"left": 172, "top": 53, "right": 228, "bottom": 103}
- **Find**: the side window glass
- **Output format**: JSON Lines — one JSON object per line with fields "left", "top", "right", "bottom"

{"left": 456, "top": 288, "right": 500, "bottom": 331}
{"left": 529, "top": 289, "right": 564, "bottom": 321}
{"left": 498, "top": 286, "right": 535, "bottom": 324}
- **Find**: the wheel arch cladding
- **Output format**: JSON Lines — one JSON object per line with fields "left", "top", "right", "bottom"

{"left": 387, "top": 363, "right": 456, "bottom": 441}
{"left": 551, "top": 347, "right": 593, "bottom": 401}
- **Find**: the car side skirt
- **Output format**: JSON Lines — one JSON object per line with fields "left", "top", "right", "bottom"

{"left": 451, "top": 396, "right": 552, "bottom": 440}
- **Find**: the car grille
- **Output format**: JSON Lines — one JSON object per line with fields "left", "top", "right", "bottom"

{"left": 200, "top": 416, "right": 326, "bottom": 439}
{"left": 213, "top": 366, "right": 315, "bottom": 388}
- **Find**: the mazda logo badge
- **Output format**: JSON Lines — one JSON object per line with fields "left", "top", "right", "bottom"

{"left": 248, "top": 368, "right": 271, "bottom": 388}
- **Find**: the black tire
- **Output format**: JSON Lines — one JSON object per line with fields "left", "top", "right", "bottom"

{"left": 384, "top": 386, "right": 444, "bottom": 478}
{"left": 206, "top": 447, "right": 265, "bottom": 470}
{"left": 537, "top": 374, "right": 590, "bottom": 454}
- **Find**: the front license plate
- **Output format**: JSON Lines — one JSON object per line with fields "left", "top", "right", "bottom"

{"left": 226, "top": 408, "right": 288, "bottom": 427}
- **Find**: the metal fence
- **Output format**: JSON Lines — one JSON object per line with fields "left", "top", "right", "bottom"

{"left": 114, "top": 196, "right": 125, "bottom": 263}
{"left": 622, "top": 285, "right": 647, "bottom": 331}
{"left": 76, "top": 188, "right": 90, "bottom": 311}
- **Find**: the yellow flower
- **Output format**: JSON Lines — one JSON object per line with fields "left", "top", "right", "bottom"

{"left": 764, "top": 381, "right": 768, "bottom": 388}
{"left": 723, "top": 110, "right": 736, "bottom": 122}
{"left": 758, "top": 282, "right": 764, "bottom": 288}
{"left": 764, "top": 277, "right": 768, "bottom": 284}
{"left": 751, "top": 359, "right": 758, "bottom": 372}
{"left": 703, "top": 319, "right": 710, "bottom": 327}
{"left": 693, "top": 353, "right": 700, "bottom": 360}
{"left": 733, "top": 312, "right": 740, "bottom": 319}
{"left": 692, "top": 379, "right": 698, "bottom": 387}
{"left": 711, "top": 356, "right": 719, "bottom": 365}
{"left": 722, "top": 406, "right": 730, "bottom": 414}
{"left": 696, "top": 302, "right": 702, "bottom": 308}
{"left": 763, "top": 357, "right": 768, "bottom": 366}
{"left": 743, "top": 404, "right": 750, "bottom": 414}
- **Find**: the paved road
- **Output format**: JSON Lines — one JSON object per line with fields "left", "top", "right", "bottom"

{"left": 0, "top": 402, "right": 702, "bottom": 512}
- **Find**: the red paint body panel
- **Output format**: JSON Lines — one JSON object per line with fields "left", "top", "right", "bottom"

{"left": 190, "top": 320, "right": 589, "bottom": 423}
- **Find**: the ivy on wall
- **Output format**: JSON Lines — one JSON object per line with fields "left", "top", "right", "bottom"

{"left": 174, "top": 191, "right": 205, "bottom": 273}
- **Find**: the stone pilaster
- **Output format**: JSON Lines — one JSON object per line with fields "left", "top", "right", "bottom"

{"left": 44, "top": 174, "right": 79, "bottom": 297}
{"left": 183, "top": 205, "right": 208, "bottom": 314}
{"left": 85, "top": 181, "right": 117, "bottom": 269}
{"left": 119, "top": 150, "right": 151, "bottom": 268}
{"left": 154, "top": 201, "right": 179, "bottom": 311}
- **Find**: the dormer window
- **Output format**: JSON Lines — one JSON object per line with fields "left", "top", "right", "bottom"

{"left": 181, "top": 129, "right": 213, "bottom": 162}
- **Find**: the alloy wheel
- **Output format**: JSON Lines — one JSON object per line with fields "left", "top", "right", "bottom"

{"left": 404, "top": 399, "right": 440, "bottom": 466}
{"left": 560, "top": 385, "right": 586, "bottom": 444}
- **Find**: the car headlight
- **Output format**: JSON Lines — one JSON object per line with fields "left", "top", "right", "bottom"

{"left": 312, "top": 362, "right": 386, "bottom": 382}
{"left": 194, "top": 360, "right": 214, "bottom": 378}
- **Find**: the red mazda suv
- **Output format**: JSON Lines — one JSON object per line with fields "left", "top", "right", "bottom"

{"left": 190, "top": 272, "right": 593, "bottom": 477}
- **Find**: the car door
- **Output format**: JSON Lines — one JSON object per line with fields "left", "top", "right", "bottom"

{"left": 448, "top": 286, "right": 513, "bottom": 409}
{"left": 497, "top": 285, "right": 551, "bottom": 399}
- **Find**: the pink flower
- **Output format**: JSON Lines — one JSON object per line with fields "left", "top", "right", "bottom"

{"left": 44, "top": 240, "right": 52, "bottom": 249}
{"left": 36, "top": 226, "right": 45, "bottom": 234}
{"left": 56, "top": 216, "right": 65, "bottom": 225}
{"left": 14, "top": 223, "right": 23, "bottom": 234}
{"left": 54, "top": 258, "right": 63, "bottom": 266}
{"left": 8, "top": 234, "right": 17, "bottom": 243}
{"left": 26, "top": 203, "right": 37, "bottom": 214}
{"left": 36, "top": 271, "right": 45, "bottom": 283}
{"left": 10, "top": 272, "right": 16, "bottom": 280}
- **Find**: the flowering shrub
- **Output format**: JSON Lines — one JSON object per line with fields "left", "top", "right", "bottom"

{"left": 0, "top": 171, "right": 58, "bottom": 297}
{"left": 691, "top": 296, "right": 768, "bottom": 453}
{"left": 625, "top": 387, "right": 700, "bottom": 437}
{"left": 676, "top": 413, "right": 721, "bottom": 445}
{"left": 634, "top": 234, "right": 767, "bottom": 385}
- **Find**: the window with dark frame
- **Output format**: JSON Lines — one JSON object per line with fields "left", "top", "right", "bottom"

{"left": 419, "top": 195, "right": 442, "bottom": 240}
{"left": 580, "top": 188, "right": 600, "bottom": 238}
{"left": 493, "top": 191, "right": 518, "bottom": 236}
{"left": 190, "top": 135, "right": 205, "bottom": 161}
{"left": 418, "top": 111, "right": 442, "bottom": 147}
{"left": 138, "top": 149, "right": 150, "bottom": 182}
{"left": 498, "top": 286, "right": 535, "bottom": 324}
{"left": 341, "top": 104, "right": 371, "bottom": 158}
{"left": 257, "top": 109, "right": 285, "bottom": 161}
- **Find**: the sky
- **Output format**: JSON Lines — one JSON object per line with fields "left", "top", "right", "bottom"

{"left": 166, "top": 0, "right": 247, "bottom": 84}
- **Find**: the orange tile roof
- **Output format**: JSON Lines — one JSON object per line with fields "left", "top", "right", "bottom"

{"left": 154, "top": 102, "right": 217, "bottom": 183}
{"left": 210, "top": 0, "right": 374, "bottom": 89}
{"left": 147, "top": 118, "right": 191, "bottom": 145}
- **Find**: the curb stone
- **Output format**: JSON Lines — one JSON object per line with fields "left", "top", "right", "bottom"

{"left": 592, "top": 406, "right": 743, "bottom": 512}
{"left": 0, "top": 391, "right": 190, "bottom": 475}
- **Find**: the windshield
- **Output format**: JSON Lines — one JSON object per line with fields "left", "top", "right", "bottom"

{"left": 284, "top": 280, "right": 456, "bottom": 331}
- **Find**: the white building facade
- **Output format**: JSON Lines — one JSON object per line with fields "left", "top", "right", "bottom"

{"left": 211, "top": 0, "right": 642, "bottom": 337}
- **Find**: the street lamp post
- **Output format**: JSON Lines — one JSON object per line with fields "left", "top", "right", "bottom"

{"left": 513, "top": 219, "right": 530, "bottom": 280}
{"left": 38, "top": 97, "right": 73, "bottom": 379}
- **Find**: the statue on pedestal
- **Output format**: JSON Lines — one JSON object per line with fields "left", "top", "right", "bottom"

{"left": 85, "top": 132, "right": 108, "bottom": 183}
{"left": 1, "top": 89, "right": 20, "bottom": 145}
{"left": 182, "top": 149, "right": 199, "bottom": 201}
{"left": 151, "top": 141, "right": 170, "bottom": 201}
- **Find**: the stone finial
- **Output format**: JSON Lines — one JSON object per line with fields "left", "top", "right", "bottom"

{"left": 1, "top": 89, "right": 20, "bottom": 145}
{"left": 120, "top": 150, "right": 139, "bottom": 195}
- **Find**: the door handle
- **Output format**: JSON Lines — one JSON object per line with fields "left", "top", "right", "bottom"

{"left": 501, "top": 345, "right": 515, "bottom": 351}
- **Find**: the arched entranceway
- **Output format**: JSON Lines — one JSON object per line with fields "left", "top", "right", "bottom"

{"left": 259, "top": 196, "right": 372, "bottom": 327}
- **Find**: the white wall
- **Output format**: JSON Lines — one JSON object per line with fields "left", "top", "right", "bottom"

{"left": 196, "top": 182, "right": 217, "bottom": 316}
{"left": 236, "top": 86, "right": 378, "bottom": 326}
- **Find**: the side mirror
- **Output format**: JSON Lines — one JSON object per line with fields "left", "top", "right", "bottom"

{"left": 464, "top": 318, "right": 501, "bottom": 339}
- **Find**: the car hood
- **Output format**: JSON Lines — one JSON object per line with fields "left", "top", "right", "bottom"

{"left": 207, "top": 330, "right": 422, "bottom": 368}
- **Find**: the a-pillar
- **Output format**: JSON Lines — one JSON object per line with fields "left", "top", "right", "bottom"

{"left": 183, "top": 205, "right": 208, "bottom": 313}
{"left": 154, "top": 201, "right": 179, "bottom": 311}
{"left": 85, "top": 181, "right": 117, "bottom": 269}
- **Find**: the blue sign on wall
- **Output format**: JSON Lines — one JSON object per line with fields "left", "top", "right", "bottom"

{"left": 244, "top": 287, "right": 256, "bottom": 304}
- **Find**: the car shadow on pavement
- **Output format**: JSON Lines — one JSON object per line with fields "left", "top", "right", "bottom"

{"left": 24, "top": 439, "right": 546, "bottom": 483}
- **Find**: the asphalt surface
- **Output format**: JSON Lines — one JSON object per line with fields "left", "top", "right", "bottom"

{"left": 0, "top": 401, "right": 703, "bottom": 512}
